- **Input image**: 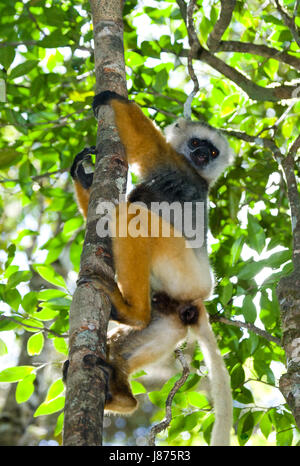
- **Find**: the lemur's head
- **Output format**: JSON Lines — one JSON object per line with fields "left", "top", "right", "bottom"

{"left": 165, "top": 118, "right": 233, "bottom": 185}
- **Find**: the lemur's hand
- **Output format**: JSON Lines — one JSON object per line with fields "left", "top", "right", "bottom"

{"left": 92, "top": 91, "right": 128, "bottom": 118}
{"left": 70, "top": 146, "right": 97, "bottom": 189}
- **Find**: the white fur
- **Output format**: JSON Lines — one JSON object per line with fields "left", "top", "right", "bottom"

{"left": 191, "top": 306, "right": 233, "bottom": 446}
{"left": 165, "top": 118, "right": 233, "bottom": 185}
{"left": 151, "top": 247, "right": 213, "bottom": 301}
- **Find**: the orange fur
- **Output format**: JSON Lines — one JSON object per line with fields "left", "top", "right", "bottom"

{"left": 70, "top": 95, "right": 233, "bottom": 441}
{"left": 110, "top": 99, "right": 187, "bottom": 176}
{"left": 92, "top": 202, "right": 212, "bottom": 330}
{"left": 74, "top": 182, "right": 90, "bottom": 218}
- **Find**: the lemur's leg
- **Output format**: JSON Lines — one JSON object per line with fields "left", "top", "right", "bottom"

{"left": 105, "top": 307, "right": 190, "bottom": 414}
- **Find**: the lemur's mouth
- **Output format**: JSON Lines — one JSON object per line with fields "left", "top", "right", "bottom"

{"left": 190, "top": 150, "right": 209, "bottom": 167}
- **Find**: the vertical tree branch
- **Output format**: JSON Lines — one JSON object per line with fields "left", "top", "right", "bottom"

{"left": 277, "top": 136, "right": 300, "bottom": 430}
{"left": 63, "top": 0, "right": 127, "bottom": 446}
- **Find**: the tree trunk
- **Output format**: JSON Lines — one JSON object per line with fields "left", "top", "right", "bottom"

{"left": 277, "top": 143, "right": 300, "bottom": 431}
{"left": 63, "top": 0, "right": 127, "bottom": 446}
{"left": 277, "top": 271, "right": 300, "bottom": 430}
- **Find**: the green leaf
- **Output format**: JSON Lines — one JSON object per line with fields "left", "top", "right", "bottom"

{"left": 6, "top": 270, "right": 33, "bottom": 289}
{"left": 220, "top": 281, "right": 233, "bottom": 306}
{"left": 260, "top": 412, "right": 272, "bottom": 439}
{"left": 254, "top": 360, "right": 275, "bottom": 385}
{"left": 230, "top": 364, "right": 245, "bottom": 389}
{"left": 153, "top": 68, "right": 169, "bottom": 92}
{"left": 242, "top": 295, "right": 257, "bottom": 323}
{"left": 237, "top": 412, "right": 254, "bottom": 446}
{"left": 16, "top": 374, "right": 36, "bottom": 403}
{"left": 16, "top": 317, "right": 43, "bottom": 333}
{"left": 0, "top": 316, "right": 19, "bottom": 332}
{"left": 38, "top": 31, "right": 71, "bottom": 48}
{"left": 27, "top": 332, "right": 44, "bottom": 356}
{"left": 148, "top": 390, "right": 167, "bottom": 409}
{"left": 34, "top": 264, "right": 66, "bottom": 289}
{"left": 38, "top": 289, "right": 67, "bottom": 301}
{"left": 277, "top": 428, "right": 293, "bottom": 446}
{"left": 0, "top": 148, "right": 21, "bottom": 169}
{"left": 22, "top": 291, "right": 38, "bottom": 313}
{"left": 264, "top": 249, "right": 291, "bottom": 269}
{"left": 53, "top": 337, "right": 68, "bottom": 355}
{"left": 168, "top": 414, "right": 186, "bottom": 441}
{"left": 34, "top": 396, "right": 65, "bottom": 417}
{"left": 54, "top": 412, "right": 64, "bottom": 437}
{"left": 5, "top": 244, "right": 16, "bottom": 268}
{"left": 130, "top": 380, "right": 146, "bottom": 395}
{"left": 0, "top": 365, "right": 35, "bottom": 383}
{"left": 247, "top": 213, "right": 265, "bottom": 254}
{"left": 3, "top": 288, "right": 21, "bottom": 311}
{"left": 46, "top": 379, "right": 64, "bottom": 402}
{"left": 62, "top": 217, "right": 83, "bottom": 237}
{"left": 0, "top": 46, "right": 15, "bottom": 69}
{"left": 9, "top": 60, "right": 38, "bottom": 79}
{"left": 31, "top": 307, "right": 59, "bottom": 321}
{"left": 237, "top": 261, "right": 264, "bottom": 280}
{"left": 187, "top": 391, "right": 209, "bottom": 409}
{"left": 0, "top": 338, "right": 8, "bottom": 356}
{"left": 231, "top": 236, "right": 244, "bottom": 266}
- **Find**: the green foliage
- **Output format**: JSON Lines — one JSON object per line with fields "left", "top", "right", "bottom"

{"left": 0, "top": 0, "right": 299, "bottom": 447}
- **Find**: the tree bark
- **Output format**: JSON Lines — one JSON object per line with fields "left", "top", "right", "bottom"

{"left": 277, "top": 138, "right": 300, "bottom": 431}
{"left": 63, "top": 0, "right": 127, "bottom": 446}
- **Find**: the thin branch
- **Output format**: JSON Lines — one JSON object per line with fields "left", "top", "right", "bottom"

{"left": 274, "top": 0, "right": 300, "bottom": 48}
{"left": 222, "top": 128, "right": 283, "bottom": 160}
{"left": 24, "top": 4, "right": 47, "bottom": 38}
{"left": 210, "top": 314, "right": 282, "bottom": 346}
{"left": 163, "top": 45, "right": 298, "bottom": 102}
{"left": 184, "top": 0, "right": 200, "bottom": 119}
{"left": 0, "top": 40, "right": 93, "bottom": 54}
{"left": 216, "top": 41, "right": 300, "bottom": 71}
{"left": 195, "top": 48, "right": 298, "bottom": 102}
{"left": 0, "top": 168, "right": 67, "bottom": 184}
{"left": 0, "top": 40, "right": 36, "bottom": 48}
{"left": 207, "top": 0, "right": 236, "bottom": 52}
{"left": 148, "top": 348, "right": 190, "bottom": 446}
{"left": 0, "top": 315, "right": 68, "bottom": 338}
{"left": 174, "top": 1, "right": 299, "bottom": 102}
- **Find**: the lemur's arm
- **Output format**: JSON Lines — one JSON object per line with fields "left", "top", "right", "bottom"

{"left": 70, "top": 146, "right": 96, "bottom": 218}
{"left": 92, "top": 91, "right": 176, "bottom": 177}
{"left": 70, "top": 91, "right": 170, "bottom": 216}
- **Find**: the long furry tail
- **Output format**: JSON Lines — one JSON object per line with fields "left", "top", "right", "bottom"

{"left": 193, "top": 302, "right": 233, "bottom": 446}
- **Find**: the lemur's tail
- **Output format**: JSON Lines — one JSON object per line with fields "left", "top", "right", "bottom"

{"left": 192, "top": 301, "right": 233, "bottom": 446}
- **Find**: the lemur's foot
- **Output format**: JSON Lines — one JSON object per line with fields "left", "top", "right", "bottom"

{"left": 77, "top": 273, "right": 116, "bottom": 293}
{"left": 62, "top": 356, "right": 113, "bottom": 403}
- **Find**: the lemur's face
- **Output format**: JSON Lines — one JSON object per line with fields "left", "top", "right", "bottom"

{"left": 165, "top": 118, "right": 233, "bottom": 185}
{"left": 187, "top": 137, "right": 220, "bottom": 169}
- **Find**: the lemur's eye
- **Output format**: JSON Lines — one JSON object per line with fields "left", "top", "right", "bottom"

{"left": 211, "top": 149, "right": 219, "bottom": 158}
{"left": 188, "top": 138, "right": 201, "bottom": 149}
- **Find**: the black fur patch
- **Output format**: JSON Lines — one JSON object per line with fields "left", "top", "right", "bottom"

{"left": 178, "top": 303, "right": 199, "bottom": 325}
{"left": 62, "top": 359, "right": 69, "bottom": 383}
{"left": 151, "top": 292, "right": 179, "bottom": 315}
{"left": 70, "top": 146, "right": 96, "bottom": 189}
{"left": 128, "top": 168, "right": 208, "bottom": 241}
{"left": 93, "top": 91, "right": 128, "bottom": 117}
